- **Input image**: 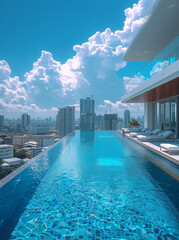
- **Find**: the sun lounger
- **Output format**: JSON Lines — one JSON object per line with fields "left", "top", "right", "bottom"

{"left": 129, "top": 129, "right": 159, "bottom": 138}
{"left": 151, "top": 129, "right": 161, "bottom": 135}
{"left": 137, "top": 131, "right": 173, "bottom": 142}
{"left": 141, "top": 127, "right": 148, "bottom": 132}
{"left": 122, "top": 128, "right": 130, "bottom": 134}
{"left": 129, "top": 132, "right": 137, "bottom": 137}
{"left": 122, "top": 127, "right": 147, "bottom": 134}
{"left": 160, "top": 143, "right": 179, "bottom": 154}
{"left": 140, "top": 129, "right": 161, "bottom": 136}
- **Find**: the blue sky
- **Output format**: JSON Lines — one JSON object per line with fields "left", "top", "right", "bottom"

{"left": 0, "top": 0, "right": 134, "bottom": 76}
{"left": 0, "top": 0, "right": 161, "bottom": 119}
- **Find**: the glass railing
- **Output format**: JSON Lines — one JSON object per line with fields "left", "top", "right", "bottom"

{"left": 124, "top": 35, "right": 179, "bottom": 90}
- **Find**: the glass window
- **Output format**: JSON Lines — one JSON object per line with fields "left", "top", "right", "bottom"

{"left": 160, "top": 103, "right": 164, "bottom": 130}
{"left": 170, "top": 99, "right": 176, "bottom": 138}
{"left": 156, "top": 102, "right": 160, "bottom": 129}
{"left": 171, "top": 102, "right": 176, "bottom": 130}
{"left": 165, "top": 102, "right": 170, "bottom": 130}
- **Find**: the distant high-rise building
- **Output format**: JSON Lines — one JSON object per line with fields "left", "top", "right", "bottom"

{"left": 117, "top": 118, "right": 123, "bottom": 130}
{"left": 21, "top": 113, "right": 30, "bottom": 131}
{"left": 80, "top": 97, "right": 95, "bottom": 130}
{"left": 56, "top": 106, "right": 75, "bottom": 138}
{"left": 137, "top": 115, "right": 144, "bottom": 126}
{"left": 94, "top": 115, "right": 104, "bottom": 129}
{"left": 0, "top": 115, "right": 4, "bottom": 129}
{"left": 124, "top": 110, "right": 130, "bottom": 128}
{"left": 104, "top": 114, "right": 118, "bottom": 130}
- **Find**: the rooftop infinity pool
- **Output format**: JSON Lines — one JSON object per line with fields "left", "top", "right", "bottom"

{"left": 0, "top": 131, "right": 179, "bottom": 239}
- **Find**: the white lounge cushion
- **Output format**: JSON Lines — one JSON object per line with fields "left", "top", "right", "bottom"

{"left": 130, "top": 132, "right": 137, "bottom": 137}
{"left": 141, "top": 128, "right": 148, "bottom": 132}
{"left": 137, "top": 135, "right": 146, "bottom": 139}
{"left": 160, "top": 144, "right": 179, "bottom": 151}
{"left": 162, "top": 131, "right": 173, "bottom": 138}
{"left": 137, "top": 131, "right": 173, "bottom": 142}
{"left": 145, "top": 130, "right": 151, "bottom": 134}
{"left": 152, "top": 129, "right": 161, "bottom": 135}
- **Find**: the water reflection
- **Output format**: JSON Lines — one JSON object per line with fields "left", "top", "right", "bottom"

{"left": 80, "top": 130, "right": 95, "bottom": 144}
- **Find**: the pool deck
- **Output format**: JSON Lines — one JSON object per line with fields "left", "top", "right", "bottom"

{"left": 116, "top": 130, "right": 179, "bottom": 166}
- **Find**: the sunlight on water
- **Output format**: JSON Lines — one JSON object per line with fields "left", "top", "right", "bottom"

{"left": 0, "top": 131, "right": 178, "bottom": 240}
{"left": 97, "top": 158, "right": 124, "bottom": 166}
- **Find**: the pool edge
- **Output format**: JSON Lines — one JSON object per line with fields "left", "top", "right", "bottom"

{"left": 0, "top": 132, "right": 74, "bottom": 189}
{"left": 115, "top": 130, "right": 179, "bottom": 166}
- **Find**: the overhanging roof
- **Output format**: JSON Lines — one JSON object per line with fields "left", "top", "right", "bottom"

{"left": 121, "top": 60, "right": 179, "bottom": 103}
{"left": 124, "top": 0, "right": 179, "bottom": 61}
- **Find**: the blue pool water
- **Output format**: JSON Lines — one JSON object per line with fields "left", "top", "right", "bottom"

{"left": 0, "top": 131, "right": 179, "bottom": 240}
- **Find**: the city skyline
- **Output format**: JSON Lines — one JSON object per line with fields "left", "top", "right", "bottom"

{"left": 0, "top": 1, "right": 178, "bottom": 239}
{"left": 0, "top": 0, "right": 160, "bottom": 119}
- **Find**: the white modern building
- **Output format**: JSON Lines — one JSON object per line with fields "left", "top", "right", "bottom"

{"left": 13, "top": 134, "right": 57, "bottom": 147}
{"left": 80, "top": 97, "right": 95, "bottom": 130}
{"left": 124, "top": 110, "right": 130, "bottom": 128}
{"left": 3, "top": 157, "right": 22, "bottom": 167}
{"left": 30, "top": 126, "right": 50, "bottom": 135}
{"left": 24, "top": 141, "right": 38, "bottom": 148}
{"left": 121, "top": 0, "right": 179, "bottom": 138}
{"left": 0, "top": 145, "right": 14, "bottom": 159}
{"left": 56, "top": 106, "right": 75, "bottom": 138}
{"left": 31, "top": 147, "right": 42, "bottom": 158}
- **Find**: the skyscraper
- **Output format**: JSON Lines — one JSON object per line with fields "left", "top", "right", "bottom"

{"left": 124, "top": 110, "right": 130, "bottom": 128}
{"left": 0, "top": 115, "right": 4, "bottom": 129}
{"left": 80, "top": 97, "right": 95, "bottom": 130}
{"left": 56, "top": 106, "right": 75, "bottom": 138}
{"left": 117, "top": 118, "right": 123, "bottom": 130}
{"left": 104, "top": 114, "right": 118, "bottom": 130}
{"left": 94, "top": 115, "right": 104, "bottom": 129}
{"left": 21, "top": 113, "right": 30, "bottom": 131}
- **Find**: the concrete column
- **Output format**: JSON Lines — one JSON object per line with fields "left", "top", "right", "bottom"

{"left": 144, "top": 102, "right": 155, "bottom": 130}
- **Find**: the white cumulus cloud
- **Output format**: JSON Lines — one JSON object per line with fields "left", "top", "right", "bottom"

{"left": 123, "top": 74, "right": 145, "bottom": 92}
{"left": 150, "top": 61, "right": 169, "bottom": 76}
{"left": 0, "top": 0, "right": 153, "bottom": 117}
{"left": 98, "top": 99, "right": 144, "bottom": 118}
{"left": 0, "top": 60, "right": 27, "bottom": 106}
{"left": 115, "top": 0, "right": 153, "bottom": 44}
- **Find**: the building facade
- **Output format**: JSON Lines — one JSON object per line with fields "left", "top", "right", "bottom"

{"left": 13, "top": 135, "right": 57, "bottom": 147}
{"left": 31, "top": 147, "right": 42, "bottom": 158}
{"left": 21, "top": 113, "right": 30, "bottom": 131}
{"left": 80, "top": 97, "right": 95, "bottom": 130}
{"left": 124, "top": 110, "right": 130, "bottom": 128}
{"left": 0, "top": 145, "right": 14, "bottom": 159}
{"left": 56, "top": 106, "right": 75, "bottom": 138}
{"left": 104, "top": 114, "right": 118, "bottom": 130}
{"left": 121, "top": 0, "right": 179, "bottom": 138}
{"left": 94, "top": 115, "right": 104, "bottom": 129}
{"left": 117, "top": 118, "right": 123, "bottom": 130}
{"left": 3, "top": 158, "right": 22, "bottom": 167}
{"left": 31, "top": 126, "right": 50, "bottom": 135}
{"left": 0, "top": 115, "right": 4, "bottom": 130}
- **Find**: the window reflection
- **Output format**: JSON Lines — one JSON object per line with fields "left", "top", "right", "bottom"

{"left": 171, "top": 102, "right": 176, "bottom": 132}
{"left": 160, "top": 103, "right": 164, "bottom": 131}
{"left": 165, "top": 102, "right": 170, "bottom": 130}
